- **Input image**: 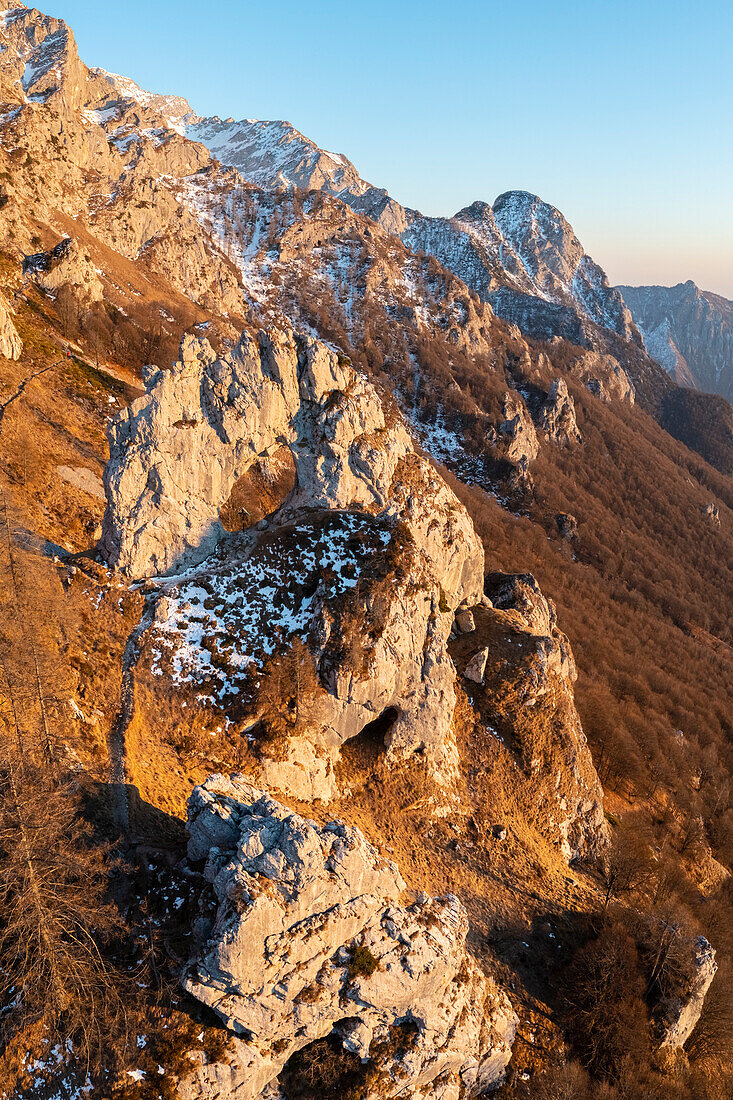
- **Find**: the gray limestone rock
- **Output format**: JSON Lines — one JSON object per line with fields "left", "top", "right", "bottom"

{"left": 25, "top": 237, "right": 104, "bottom": 302}
{"left": 541, "top": 378, "right": 581, "bottom": 445}
{"left": 659, "top": 936, "right": 717, "bottom": 1050}
{"left": 464, "top": 647, "right": 489, "bottom": 683}
{"left": 180, "top": 776, "right": 517, "bottom": 1100}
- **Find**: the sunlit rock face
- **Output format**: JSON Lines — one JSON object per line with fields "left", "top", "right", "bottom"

{"left": 107, "top": 326, "right": 485, "bottom": 798}
{"left": 659, "top": 936, "right": 717, "bottom": 1051}
{"left": 180, "top": 775, "right": 518, "bottom": 1100}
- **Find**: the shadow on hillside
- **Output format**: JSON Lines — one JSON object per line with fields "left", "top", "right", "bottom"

{"left": 82, "top": 778, "right": 187, "bottom": 856}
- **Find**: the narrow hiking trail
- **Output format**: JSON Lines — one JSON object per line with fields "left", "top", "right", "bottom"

{"left": 108, "top": 604, "right": 153, "bottom": 838}
{"left": 0, "top": 362, "right": 57, "bottom": 431}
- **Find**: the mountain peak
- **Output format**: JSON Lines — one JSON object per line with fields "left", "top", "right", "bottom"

{"left": 89, "top": 67, "right": 197, "bottom": 133}
{"left": 185, "top": 115, "right": 373, "bottom": 196}
{"left": 619, "top": 281, "right": 733, "bottom": 398}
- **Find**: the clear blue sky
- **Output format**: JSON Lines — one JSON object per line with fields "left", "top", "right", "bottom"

{"left": 54, "top": 0, "right": 733, "bottom": 296}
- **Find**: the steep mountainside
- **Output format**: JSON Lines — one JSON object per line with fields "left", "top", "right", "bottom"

{"left": 174, "top": 99, "right": 733, "bottom": 472}
{"left": 184, "top": 112, "right": 640, "bottom": 352}
{"left": 0, "top": 4, "right": 730, "bottom": 1099}
{"left": 619, "top": 281, "right": 733, "bottom": 401}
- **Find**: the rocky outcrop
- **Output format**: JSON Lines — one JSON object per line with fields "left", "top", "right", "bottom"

{"left": 486, "top": 391, "right": 539, "bottom": 486}
{"left": 568, "top": 349, "right": 635, "bottom": 405}
{"left": 181, "top": 776, "right": 517, "bottom": 1099}
{"left": 540, "top": 378, "right": 581, "bottom": 445}
{"left": 457, "top": 573, "right": 609, "bottom": 861}
{"left": 703, "top": 502, "right": 720, "bottom": 526}
{"left": 103, "top": 329, "right": 407, "bottom": 577}
{"left": 556, "top": 512, "right": 578, "bottom": 540}
{"left": 488, "top": 286, "right": 591, "bottom": 346}
{"left": 484, "top": 379, "right": 581, "bottom": 485}
{"left": 110, "top": 327, "right": 485, "bottom": 796}
{"left": 147, "top": 497, "right": 480, "bottom": 799}
{"left": 0, "top": 293, "right": 22, "bottom": 360}
{"left": 659, "top": 936, "right": 717, "bottom": 1050}
{"left": 24, "top": 237, "right": 103, "bottom": 301}
{"left": 102, "top": 327, "right": 482, "bottom": 588}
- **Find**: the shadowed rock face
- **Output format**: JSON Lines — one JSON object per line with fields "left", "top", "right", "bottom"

{"left": 180, "top": 776, "right": 517, "bottom": 1100}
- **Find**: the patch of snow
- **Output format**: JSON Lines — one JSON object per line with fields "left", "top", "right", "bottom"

{"left": 151, "top": 513, "right": 393, "bottom": 707}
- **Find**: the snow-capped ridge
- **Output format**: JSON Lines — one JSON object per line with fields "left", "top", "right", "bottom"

{"left": 89, "top": 66, "right": 198, "bottom": 134}
{"left": 185, "top": 115, "right": 373, "bottom": 197}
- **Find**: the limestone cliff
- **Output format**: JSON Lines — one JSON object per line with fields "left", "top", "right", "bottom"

{"left": 620, "top": 281, "right": 733, "bottom": 401}
{"left": 104, "top": 327, "right": 486, "bottom": 798}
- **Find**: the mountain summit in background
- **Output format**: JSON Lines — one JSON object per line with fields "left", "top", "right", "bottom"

{"left": 0, "top": 3, "right": 730, "bottom": 1098}
{"left": 175, "top": 109, "right": 640, "bottom": 350}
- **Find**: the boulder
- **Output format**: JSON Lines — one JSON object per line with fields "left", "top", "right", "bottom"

{"left": 56, "top": 464, "right": 105, "bottom": 500}
{"left": 464, "top": 647, "right": 489, "bottom": 683}
{"left": 703, "top": 502, "right": 720, "bottom": 526}
{"left": 455, "top": 608, "right": 476, "bottom": 634}
{"left": 181, "top": 776, "right": 517, "bottom": 1099}
{"left": 659, "top": 936, "right": 717, "bottom": 1050}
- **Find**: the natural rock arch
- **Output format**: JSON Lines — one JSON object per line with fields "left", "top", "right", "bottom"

{"left": 102, "top": 328, "right": 415, "bottom": 578}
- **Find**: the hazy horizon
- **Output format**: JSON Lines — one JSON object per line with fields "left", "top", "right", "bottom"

{"left": 52, "top": 0, "right": 733, "bottom": 297}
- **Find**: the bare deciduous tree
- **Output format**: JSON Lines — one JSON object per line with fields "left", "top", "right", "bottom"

{"left": 0, "top": 753, "right": 126, "bottom": 1072}
{"left": 256, "top": 636, "right": 321, "bottom": 742}
{"left": 601, "top": 819, "right": 654, "bottom": 911}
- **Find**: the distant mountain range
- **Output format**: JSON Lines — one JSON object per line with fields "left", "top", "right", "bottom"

{"left": 618, "top": 281, "right": 733, "bottom": 401}
{"left": 92, "top": 73, "right": 640, "bottom": 354}
{"left": 98, "top": 79, "right": 729, "bottom": 404}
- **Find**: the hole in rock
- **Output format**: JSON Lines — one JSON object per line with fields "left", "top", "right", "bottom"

{"left": 340, "top": 706, "right": 399, "bottom": 773}
{"left": 278, "top": 1028, "right": 365, "bottom": 1099}
{"left": 219, "top": 446, "right": 295, "bottom": 532}
{"left": 278, "top": 1018, "right": 419, "bottom": 1099}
